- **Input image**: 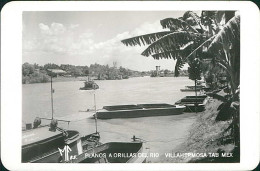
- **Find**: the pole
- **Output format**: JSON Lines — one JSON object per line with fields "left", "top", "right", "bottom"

{"left": 195, "top": 79, "right": 197, "bottom": 113}
{"left": 51, "top": 75, "right": 54, "bottom": 119}
{"left": 94, "top": 93, "right": 98, "bottom": 133}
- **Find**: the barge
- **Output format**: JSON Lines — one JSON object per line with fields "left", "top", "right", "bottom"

{"left": 95, "top": 103, "right": 186, "bottom": 119}
{"left": 175, "top": 95, "right": 208, "bottom": 112}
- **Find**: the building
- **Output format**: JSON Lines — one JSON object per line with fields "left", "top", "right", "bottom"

{"left": 47, "top": 69, "right": 67, "bottom": 77}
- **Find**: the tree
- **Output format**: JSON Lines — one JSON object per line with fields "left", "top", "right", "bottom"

{"left": 188, "top": 58, "right": 202, "bottom": 113}
{"left": 121, "top": 11, "right": 240, "bottom": 96}
{"left": 22, "top": 63, "right": 34, "bottom": 76}
{"left": 43, "top": 63, "right": 60, "bottom": 70}
{"left": 121, "top": 11, "right": 240, "bottom": 147}
{"left": 164, "top": 69, "right": 171, "bottom": 76}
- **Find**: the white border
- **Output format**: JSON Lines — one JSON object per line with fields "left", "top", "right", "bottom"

{"left": 1, "top": 1, "right": 260, "bottom": 170}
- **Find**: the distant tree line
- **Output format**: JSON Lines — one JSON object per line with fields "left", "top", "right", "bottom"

{"left": 150, "top": 69, "right": 188, "bottom": 77}
{"left": 22, "top": 62, "right": 148, "bottom": 84}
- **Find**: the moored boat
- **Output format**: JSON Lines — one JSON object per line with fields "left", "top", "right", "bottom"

{"left": 22, "top": 71, "right": 101, "bottom": 163}
{"left": 95, "top": 103, "right": 186, "bottom": 119}
{"left": 175, "top": 95, "right": 208, "bottom": 112}
{"left": 22, "top": 119, "right": 100, "bottom": 163}
{"left": 67, "top": 137, "right": 148, "bottom": 163}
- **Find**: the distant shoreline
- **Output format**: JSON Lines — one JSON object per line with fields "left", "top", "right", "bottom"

{"left": 22, "top": 75, "right": 189, "bottom": 84}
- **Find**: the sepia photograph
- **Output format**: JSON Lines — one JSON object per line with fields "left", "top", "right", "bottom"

{"left": 1, "top": 1, "right": 259, "bottom": 171}
{"left": 22, "top": 10, "right": 240, "bottom": 163}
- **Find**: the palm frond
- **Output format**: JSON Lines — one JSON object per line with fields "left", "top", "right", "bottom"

{"left": 151, "top": 41, "right": 193, "bottom": 60}
{"left": 160, "top": 18, "right": 198, "bottom": 33}
{"left": 141, "top": 31, "right": 197, "bottom": 57}
{"left": 183, "top": 11, "right": 201, "bottom": 26}
{"left": 174, "top": 58, "right": 185, "bottom": 77}
{"left": 151, "top": 50, "right": 183, "bottom": 60}
{"left": 208, "top": 15, "right": 240, "bottom": 50}
{"left": 121, "top": 31, "right": 173, "bottom": 47}
{"left": 185, "top": 35, "right": 216, "bottom": 60}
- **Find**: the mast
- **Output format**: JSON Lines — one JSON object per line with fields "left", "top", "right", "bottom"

{"left": 94, "top": 93, "right": 98, "bottom": 133}
{"left": 51, "top": 75, "right": 54, "bottom": 119}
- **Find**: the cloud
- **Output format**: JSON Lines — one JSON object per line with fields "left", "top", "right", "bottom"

{"left": 39, "top": 23, "right": 51, "bottom": 35}
{"left": 38, "top": 23, "right": 66, "bottom": 36}
{"left": 81, "top": 20, "right": 164, "bottom": 68}
{"left": 24, "top": 22, "right": 94, "bottom": 55}
{"left": 23, "top": 20, "right": 176, "bottom": 71}
{"left": 131, "top": 21, "right": 163, "bottom": 36}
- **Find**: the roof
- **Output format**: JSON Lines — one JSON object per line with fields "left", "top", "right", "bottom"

{"left": 22, "top": 126, "right": 63, "bottom": 146}
{"left": 47, "top": 69, "right": 67, "bottom": 74}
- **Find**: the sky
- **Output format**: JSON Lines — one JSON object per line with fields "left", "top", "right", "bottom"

{"left": 23, "top": 11, "right": 188, "bottom": 71}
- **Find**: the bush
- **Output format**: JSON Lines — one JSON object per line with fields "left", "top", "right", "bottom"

{"left": 22, "top": 72, "right": 49, "bottom": 84}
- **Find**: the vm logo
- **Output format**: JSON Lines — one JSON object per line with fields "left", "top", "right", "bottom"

{"left": 58, "top": 145, "right": 77, "bottom": 161}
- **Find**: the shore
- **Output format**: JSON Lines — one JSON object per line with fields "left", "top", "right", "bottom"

{"left": 158, "top": 96, "right": 239, "bottom": 163}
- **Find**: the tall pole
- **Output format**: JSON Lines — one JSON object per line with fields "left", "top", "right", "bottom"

{"left": 94, "top": 93, "right": 98, "bottom": 133}
{"left": 195, "top": 79, "right": 197, "bottom": 113}
{"left": 51, "top": 75, "right": 54, "bottom": 119}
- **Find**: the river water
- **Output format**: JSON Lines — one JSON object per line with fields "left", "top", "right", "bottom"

{"left": 22, "top": 76, "right": 198, "bottom": 162}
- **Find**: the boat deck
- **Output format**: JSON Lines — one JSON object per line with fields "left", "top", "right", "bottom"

{"left": 22, "top": 126, "right": 63, "bottom": 146}
{"left": 96, "top": 103, "right": 186, "bottom": 119}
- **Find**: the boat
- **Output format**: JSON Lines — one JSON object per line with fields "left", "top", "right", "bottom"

{"left": 22, "top": 119, "right": 101, "bottom": 163}
{"left": 180, "top": 85, "right": 205, "bottom": 92}
{"left": 22, "top": 71, "right": 101, "bottom": 163}
{"left": 22, "top": 71, "right": 146, "bottom": 163}
{"left": 80, "top": 80, "right": 99, "bottom": 90}
{"left": 95, "top": 103, "right": 186, "bottom": 119}
{"left": 67, "top": 136, "right": 148, "bottom": 163}
{"left": 175, "top": 95, "right": 208, "bottom": 112}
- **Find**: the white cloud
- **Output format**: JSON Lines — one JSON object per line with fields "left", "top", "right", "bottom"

{"left": 131, "top": 21, "right": 163, "bottom": 36}
{"left": 24, "top": 20, "right": 176, "bottom": 71}
{"left": 38, "top": 22, "right": 66, "bottom": 36}
{"left": 24, "top": 22, "right": 94, "bottom": 55}
{"left": 39, "top": 23, "right": 51, "bottom": 35}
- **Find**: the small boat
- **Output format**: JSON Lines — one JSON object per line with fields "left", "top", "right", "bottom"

{"left": 95, "top": 103, "right": 186, "bottom": 119}
{"left": 80, "top": 80, "right": 99, "bottom": 90}
{"left": 67, "top": 136, "right": 148, "bottom": 163}
{"left": 22, "top": 119, "right": 100, "bottom": 163}
{"left": 175, "top": 95, "right": 208, "bottom": 112}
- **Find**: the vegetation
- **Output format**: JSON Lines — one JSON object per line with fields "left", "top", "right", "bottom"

{"left": 188, "top": 58, "right": 202, "bottom": 113}
{"left": 22, "top": 63, "right": 49, "bottom": 84}
{"left": 160, "top": 95, "right": 239, "bottom": 163}
{"left": 22, "top": 62, "right": 147, "bottom": 84}
{"left": 121, "top": 11, "right": 240, "bottom": 162}
{"left": 121, "top": 11, "right": 240, "bottom": 94}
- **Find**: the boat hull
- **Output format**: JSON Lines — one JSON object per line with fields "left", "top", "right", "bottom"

{"left": 175, "top": 95, "right": 208, "bottom": 112}
{"left": 22, "top": 126, "right": 87, "bottom": 163}
{"left": 96, "top": 105, "right": 186, "bottom": 119}
{"left": 69, "top": 142, "right": 146, "bottom": 163}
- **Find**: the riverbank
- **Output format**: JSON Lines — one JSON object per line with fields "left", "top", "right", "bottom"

{"left": 159, "top": 96, "right": 239, "bottom": 163}
{"left": 23, "top": 76, "right": 139, "bottom": 84}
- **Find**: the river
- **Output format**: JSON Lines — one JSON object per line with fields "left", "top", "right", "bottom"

{"left": 22, "top": 76, "right": 198, "bottom": 162}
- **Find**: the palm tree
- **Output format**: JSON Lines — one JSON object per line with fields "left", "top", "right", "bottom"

{"left": 121, "top": 11, "right": 240, "bottom": 97}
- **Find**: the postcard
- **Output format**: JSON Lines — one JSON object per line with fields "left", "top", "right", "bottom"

{"left": 1, "top": 1, "right": 259, "bottom": 170}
